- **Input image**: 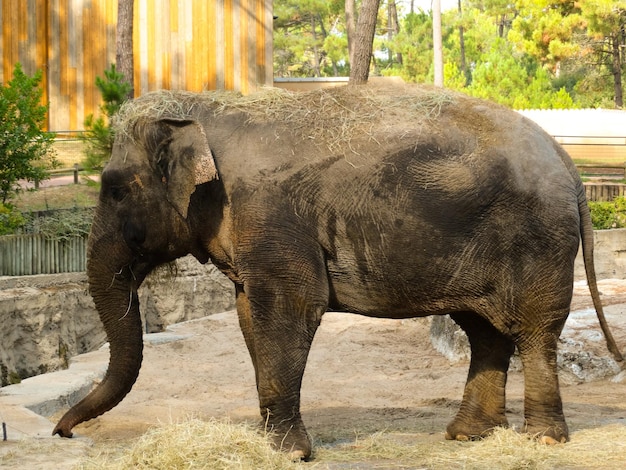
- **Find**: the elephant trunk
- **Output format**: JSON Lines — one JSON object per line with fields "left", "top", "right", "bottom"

{"left": 53, "top": 231, "right": 146, "bottom": 437}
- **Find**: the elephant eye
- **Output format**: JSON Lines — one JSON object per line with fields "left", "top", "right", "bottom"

{"left": 101, "top": 170, "right": 129, "bottom": 202}
{"left": 109, "top": 185, "right": 128, "bottom": 202}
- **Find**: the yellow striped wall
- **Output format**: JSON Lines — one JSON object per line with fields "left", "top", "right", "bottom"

{"left": 0, "top": 0, "right": 273, "bottom": 131}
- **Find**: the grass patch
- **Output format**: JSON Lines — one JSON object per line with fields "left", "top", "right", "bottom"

{"left": 573, "top": 157, "right": 626, "bottom": 166}
{"left": 11, "top": 180, "right": 99, "bottom": 212}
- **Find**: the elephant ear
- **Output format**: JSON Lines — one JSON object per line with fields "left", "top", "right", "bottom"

{"left": 159, "top": 119, "right": 218, "bottom": 218}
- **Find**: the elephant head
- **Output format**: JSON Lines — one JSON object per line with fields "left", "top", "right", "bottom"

{"left": 53, "top": 118, "right": 218, "bottom": 437}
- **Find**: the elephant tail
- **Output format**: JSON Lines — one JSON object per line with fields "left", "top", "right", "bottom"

{"left": 577, "top": 180, "right": 624, "bottom": 362}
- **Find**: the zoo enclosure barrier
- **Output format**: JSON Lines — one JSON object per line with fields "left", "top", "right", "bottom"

{"left": 0, "top": 234, "right": 87, "bottom": 276}
{"left": 556, "top": 135, "right": 626, "bottom": 178}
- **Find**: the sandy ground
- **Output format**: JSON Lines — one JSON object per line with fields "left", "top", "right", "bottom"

{"left": 2, "top": 280, "right": 626, "bottom": 469}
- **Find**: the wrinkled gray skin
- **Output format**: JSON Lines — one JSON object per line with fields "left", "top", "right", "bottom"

{"left": 53, "top": 85, "right": 622, "bottom": 460}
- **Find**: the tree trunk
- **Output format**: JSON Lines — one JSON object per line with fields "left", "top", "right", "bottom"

{"left": 433, "top": 0, "right": 444, "bottom": 87}
{"left": 311, "top": 15, "right": 321, "bottom": 77}
{"left": 345, "top": 0, "right": 357, "bottom": 66}
{"left": 349, "top": 0, "right": 381, "bottom": 85}
{"left": 612, "top": 34, "right": 623, "bottom": 108}
{"left": 116, "top": 0, "right": 134, "bottom": 99}
{"left": 389, "top": 0, "right": 402, "bottom": 65}
{"left": 458, "top": 0, "right": 470, "bottom": 86}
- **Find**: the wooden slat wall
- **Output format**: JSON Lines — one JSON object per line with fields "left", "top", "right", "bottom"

{"left": 0, "top": 0, "right": 273, "bottom": 132}
{"left": 0, "top": 234, "right": 87, "bottom": 276}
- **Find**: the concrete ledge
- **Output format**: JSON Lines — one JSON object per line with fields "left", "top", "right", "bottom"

{"left": 0, "top": 325, "right": 197, "bottom": 442}
{"left": 575, "top": 228, "right": 626, "bottom": 281}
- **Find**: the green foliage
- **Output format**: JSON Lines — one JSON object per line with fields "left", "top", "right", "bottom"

{"left": 588, "top": 197, "right": 626, "bottom": 230}
{"left": 82, "top": 64, "right": 132, "bottom": 171}
{"left": 0, "top": 203, "right": 25, "bottom": 235}
{"left": 273, "top": 0, "right": 624, "bottom": 109}
{"left": 273, "top": 0, "right": 359, "bottom": 77}
{"left": 384, "top": 10, "right": 435, "bottom": 83}
{"left": 0, "top": 63, "right": 57, "bottom": 204}
{"left": 21, "top": 208, "right": 94, "bottom": 241}
{"left": 460, "top": 40, "right": 576, "bottom": 109}
{"left": 508, "top": 0, "right": 584, "bottom": 71}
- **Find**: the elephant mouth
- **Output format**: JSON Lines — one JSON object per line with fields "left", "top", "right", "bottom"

{"left": 100, "top": 256, "right": 152, "bottom": 292}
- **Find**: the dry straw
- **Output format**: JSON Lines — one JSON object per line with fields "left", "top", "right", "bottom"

{"left": 316, "top": 425, "right": 626, "bottom": 469}
{"left": 114, "top": 85, "right": 456, "bottom": 153}
{"left": 76, "top": 419, "right": 626, "bottom": 469}
{"left": 78, "top": 418, "right": 300, "bottom": 470}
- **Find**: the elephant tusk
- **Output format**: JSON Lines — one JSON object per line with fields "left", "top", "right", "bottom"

{"left": 119, "top": 288, "right": 134, "bottom": 320}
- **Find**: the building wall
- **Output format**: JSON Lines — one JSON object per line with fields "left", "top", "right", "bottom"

{"left": 0, "top": 0, "right": 273, "bottom": 132}
{"left": 518, "top": 109, "right": 626, "bottom": 163}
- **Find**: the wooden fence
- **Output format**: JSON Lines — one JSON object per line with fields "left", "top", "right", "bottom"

{"left": 1, "top": 0, "right": 273, "bottom": 132}
{"left": 0, "top": 234, "right": 87, "bottom": 276}
{"left": 584, "top": 183, "right": 626, "bottom": 202}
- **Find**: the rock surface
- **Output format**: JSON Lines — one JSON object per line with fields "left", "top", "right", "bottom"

{"left": 0, "top": 256, "right": 235, "bottom": 386}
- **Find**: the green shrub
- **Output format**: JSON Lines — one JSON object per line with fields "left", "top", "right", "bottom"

{"left": 0, "top": 63, "right": 57, "bottom": 204}
{"left": 21, "top": 208, "right": 94, "bottom": 240}
{"left": 588, "top": 196, "right": 626, "bottom": 229}
{"left": 81, "top": 64, "right": 132, "bottom": 171}
{"left": 0, "top": 203, "right": 25, "bottom": 235}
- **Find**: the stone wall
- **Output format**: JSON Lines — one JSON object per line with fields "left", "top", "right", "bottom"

{"left": 0, "top": 256, "right": 235, "bottom": 386}
{"left": 574, "top": 228, "right": 626, "bottom": 281}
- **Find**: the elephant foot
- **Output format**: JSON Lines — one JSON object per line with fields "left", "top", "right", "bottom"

{"left": 445, "top": 416, "right": 508, "bottom": 441}
{"left": 524, "top": 421, "right": 568, "bottom": 444}
{"left": 263, "top": 419, "right": 312, "bottom": 460}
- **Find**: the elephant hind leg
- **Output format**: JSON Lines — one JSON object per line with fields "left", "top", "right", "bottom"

{"left": 445, "top": 312, "right": 515, "bottom": 441}
{"left": 515, "top": 312, "right": 569, "bottom": 444}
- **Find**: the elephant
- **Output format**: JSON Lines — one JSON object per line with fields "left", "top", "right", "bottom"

{"left": 53, "top": 83, "right": 622, "bottom": 460}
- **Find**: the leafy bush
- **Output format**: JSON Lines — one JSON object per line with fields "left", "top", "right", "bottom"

{"left": 82, "top": 65, "right": 132, "bottom": 171}
{"left": 21, "top": 208, "right": 94, "bottom": 240}
{"left": 0, "top": 63, "right": 57, "bottom": 204}
{"left": 588, "top": 197, "right": 626, "bottom": 230}
{"left": 0, "top": 203, "right": 25, "bottom": 235}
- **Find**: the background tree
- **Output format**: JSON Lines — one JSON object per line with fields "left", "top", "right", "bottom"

{"left": 457, "top": 0, "right": 470, "bottom": 86}
{"left": 345, "top": 0, "right": 357, "bottom": 64}
{"left": 508, "top": 0, "right": 583, "bottom": 73}
{"left": 116, "top": 0, "right": 135, "bottom": 99}
{"left": 387, "top": 1, "right": 402, "bottom": 65}
{"left": 0, "top": 63, "right": 57, "bottom": 204}
{"left": 580, "top": 0, "right": 626, "bottom": 108}
{"left": 273, "top": 0, "right": 625, "bottom": 109}
{"left": 433, "top": 0, "right": 444, "bottom": 86}
{"left": 81, "top": 65, "right": 132, "bottom": 171}
{"left": 274, "top": 0, "right": 346, "bottom": 77}
{"left": 350, "top": 0, "right": 382, "bottom": 84}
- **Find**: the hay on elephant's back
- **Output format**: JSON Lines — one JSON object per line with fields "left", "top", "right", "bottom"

{"left": 114, "top": 85, "right": 456, "bottom": 151}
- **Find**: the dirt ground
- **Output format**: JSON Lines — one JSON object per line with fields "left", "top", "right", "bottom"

{"left": 4, "top": 280, "right": 626, "bottom": 469}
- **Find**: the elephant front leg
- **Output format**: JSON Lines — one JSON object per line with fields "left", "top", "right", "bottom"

{"left": 446, "top": 312, "right": 515, "bottom": 440}
{"left": 236, "top": 285, "right": 324, "bottom": 460}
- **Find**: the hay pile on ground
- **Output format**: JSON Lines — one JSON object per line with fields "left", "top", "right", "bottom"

{"left": 114, "top": 85, "right": 456, "bottom": 153}
{"left": 77, "top": 418, "right": 626, "bottom": 469}
{"left": 79, "top": 418, "right": 299, "bottom": 470}
{"left": 316, "top": 425, "right": 626, "bottom": 469}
